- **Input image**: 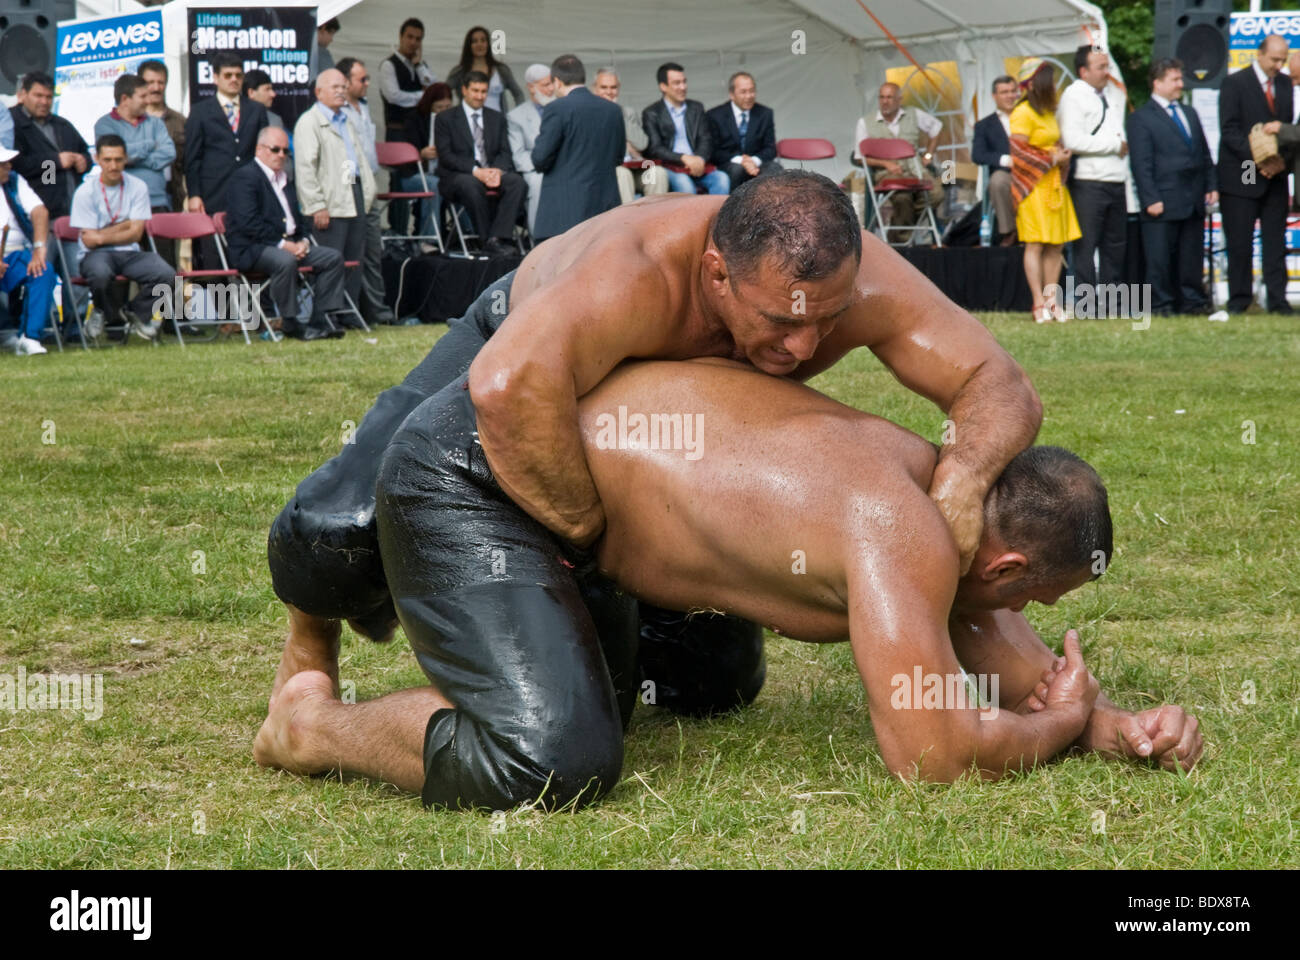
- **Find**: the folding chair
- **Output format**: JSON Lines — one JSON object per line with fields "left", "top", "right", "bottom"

{"left": 856, "top": 138, "right": 942, "bottom": 247}
{"left": 50, "top": 216, "right": 143, "bottom": 347}
{"left": 375, "top": 141, "right": 443, "bottom": 252}
{"left": 146, "top": 212, "right": 251, "bottom": 346}
{"left": 776, "top": 138, "right": 836, "bottom": 169}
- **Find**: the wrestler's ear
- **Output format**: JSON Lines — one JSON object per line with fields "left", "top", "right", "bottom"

{"left": 981, "top": 551, "right": 1028, "bottom": 582}
{"left": 701, "top": 245, "right": 729, "bottom": 288}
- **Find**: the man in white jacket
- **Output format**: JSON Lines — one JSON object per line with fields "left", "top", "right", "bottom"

{"left": 1058, "top": 45, "right": 1130, "bottom": 293}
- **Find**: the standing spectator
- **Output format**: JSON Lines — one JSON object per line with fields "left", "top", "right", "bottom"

{"left": 69, "top": 135, "right": 174, "bottom": 341}
{"left": 447, "top": 26, "right": 524, "bottom": 114}
{"left": 10, "top": 71, "right": 90, "bottom": 220}
{"left": 593, "top": 68, "right": 668, "bottom": 203}
{"left": 1009, "top": 58, "right": 1080, "bottom": 323}
{"left": 0, "top": 145, "right": 56, "bottom": 356}
{"left": 399, "top": 83, "right": 455, "bottom": 247}
{"left": 184, "top": 53, "right": 267, "bottom": 216}
{"left": 972, "top": 75, "right": 1019, "bottom": 245}
{"left": 434, "top": 71, "right": 524, "bottom": 255}
{"left": 225, "top": 127, "right": 346, "bottom": 341}
{"left": 706, "top": 72, "right": 782, "bottom": 188}
{"left": 642, "top": 62, "right": 729, "bottom": 195}
{"left": 316, "top": 18, "right": 340, "bottom": 75}
{"left": 338, "top": 56, "right": 397, "bottom": 326}
{"left": 1218, "top": 34, "right": 1293, "bottom": 315}
{"left": 243, "top": 70, "right": 286, "bottom": 131}
{"left": 379, "top": 18, "right": 437, "bottom": 143}
{"left": 1058, "top": 45, "right": 1129, "bottom": 293}
{"left": 139, "top": 60, "right": 187, "bottom": 213}
{"left": 854, "top": 82, "right": 944, "bottom": 242}
{"left": 530, "top": 55, "right": 624, "bottom": 242}
{"left": 1128, "top": 58, "right": 1218, "bottom": 316}
{"left": 507, "top": 64, "right": 555, "bottom": 234}
{"left": 94, "top": 75, "right": 176, "bottom": 213}
{"left": 294, "top": 68, "right": 374, "bottom": 315}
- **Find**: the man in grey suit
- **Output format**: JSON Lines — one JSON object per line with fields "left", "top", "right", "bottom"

{"left": 507, "top": 64, "right": 555, "bottom": 235}
{"left": 530, "top": 55, "right": 624, "bottom": 241}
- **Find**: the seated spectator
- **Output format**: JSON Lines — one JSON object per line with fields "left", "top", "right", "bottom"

{"left": 593, "top": 68, "right": 668, "bottom": 203}
{"left": 507, "top": 63, "right": 555, "bottom": 234}
{"left": 0, "top": 145, "right": 56, "bottom": 356}
{"left": 11, "top": 71, "right": 90, "bottom": 221}
{"left": 294, "top": 69, "right": 374, "bottom": 317}
{"left": 398, "top": 83, "right": 455, "bottom": 247}
{"left": 243, "top": 70, "right": 287, "bottom": 131}
{"left": 138, "top": 59, "right": 187, "bottom": 213}
{"left": 379, "top": 18, "right": 437, "bottom": 143}
{"left": 706, "top": 72, "right": 782, "bottom": 188}
{"left": 447, "top": 25, "right": 524, "bottom": 114}
{"left": 854, "top": 82, "right": 945, "bottom": 241}
{"left": 226, "top": 127, "right": 347, "bottom": 341}
{"left": 316, "top": 18, "right": 340, "bottom": 75}
{"left": 68, "top": 135, "right": 174, "bottom": 341}
{"left": 972, "top": 75, "right": 1019, "bottom": 245}
{"left": 642, "top": 62, "right": 729, "bottom": 195}
{"left": 94, "top": 74, "right": 177, "bottom": 213}
{"left": 434, "top": 71, "right": 525, "bottom": 256}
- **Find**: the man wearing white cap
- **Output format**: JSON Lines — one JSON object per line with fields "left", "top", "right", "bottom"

{"left": 0, "top": 145, "right": 56, "bottom": 356}
{"left": 506, "top": 63, "right": 555, "bottom": 234}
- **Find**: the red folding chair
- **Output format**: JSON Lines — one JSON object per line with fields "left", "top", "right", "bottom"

{"left": 146, "top": 211, "right": 251, "bottom": 346}
{"left": 50, "top": 216, "right": 137, "bottom": 348}
{"left": 856, "top": 138, "right": 942, "bottom": 247}
{"left": 776, "top": 138, "right": 836, "bottom": 167}
{"left": 375, "top": 141, "right": 443, "bottom": 252}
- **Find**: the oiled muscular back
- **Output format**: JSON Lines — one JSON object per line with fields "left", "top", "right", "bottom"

{"left": 578, "top": 359, "right": 940, "bottom": 641}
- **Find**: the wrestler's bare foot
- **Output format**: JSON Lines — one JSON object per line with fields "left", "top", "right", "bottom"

{"left": 254, "top": 669, "right": 336, "bottom": 774}
{"left": 270, "top": 605, "right": 341, "bottom": 708}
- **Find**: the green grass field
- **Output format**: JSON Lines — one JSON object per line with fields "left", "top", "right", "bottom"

{"left": 1, "top": 313, "right": 1296, "bottom": 869}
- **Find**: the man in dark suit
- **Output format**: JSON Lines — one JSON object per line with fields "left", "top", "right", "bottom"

{"left": 1128, "top": 58, "right": 1218, "bottom": 316}
{"left": 225, "top": 127, "right": 346, "bottom": 341}
{"left": 706, "top": 71, "right": 782, "bottom": 188}
{"left": 10, "top": 71, "right": 91, "bottom": 220}
{"left": 434, "top": 71, "right": 526, "bottom": 255}
{"left": 642, "top": 62, "right": 730, "bottom": 194}
{"left": 184, "top": 52, "right": 268, "bottom": 217}
{"left": 530, "top": 55, "right": 624, "bottom": 242}
{"left": 971, "top": 75, "right": 1019, "bottom": 244}
{"left": 1217, "top": 34, "right": 1293, "bottom": 314}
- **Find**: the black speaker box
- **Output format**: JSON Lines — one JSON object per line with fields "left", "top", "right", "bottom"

{"left": 0, "top": 0, "right": 77, "bottom": 90}
{"left": 1154, "top": 0, "right": 1232, "bottom": 89}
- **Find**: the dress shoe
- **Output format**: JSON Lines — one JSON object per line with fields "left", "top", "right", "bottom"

{"left": 484, "top": 237, "right": 516, "bottom": 256}
{"left": 334, "top": 312, "right": 367, "bottom": 331}
{"left": 282, "top": 320, "right": 342, "bottom": 341}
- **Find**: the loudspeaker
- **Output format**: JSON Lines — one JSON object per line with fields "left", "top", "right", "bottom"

{"left": 1154, "top": 0, "right": 1232, "bottom": 89}
{"left": 0, "top": 0, "right": 76, "bottom": 90}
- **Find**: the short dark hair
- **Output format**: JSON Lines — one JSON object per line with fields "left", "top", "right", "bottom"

{"left": 1150, "top": 57, "right": 1184, "bottom": 85}
{"left": 319, "top": 17, "right": 340, "bottom": 34}
{"left": 988, "top": 446, "right": 1113, "bottom": 584}
{"left": 113, "top": 74, "right": 146, "bottom": 104}
{"left": 20, "top": 71, "right": 53, "bottom": 92}
{"left": 138, "top": 59, "right": 167, "bottom": 81}
{"left": 711, "top": 170, "right": 862, "bottom": 285}
{"left": 462, "top": 70, "right": 490, "bottom": 88}
{"left": 656, "top": 62, "right": 684, "bottom": 86}
{"left": 95, "top": 133, "right": 127, "bottom": 154}
{"left": 1075, "top": 44, "right": 1105, "bottom": 75}
{"left": 992, "top": 74, "right": 1016, "bottom": 92}
{"left": 212, "top": 52, "right": 244, "bottom": 74}
{"left": 550, "top": 54, "right": 584, "bottom": 87}
{"left": 242, "top": 69, "right": 272, "bottom": 96}
{"left": 335, "top": 57, "right": 363, "bottom": 81}
{"left": 400, "top": 17, "right": 424, "bottom": 37}
{"left": 729, "top": 71, "right": 754, "bottom": 92}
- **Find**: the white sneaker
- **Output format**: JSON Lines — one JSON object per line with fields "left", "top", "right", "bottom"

{"left": 128, "top": 315, "right": 159, "bottom": 340}
{"left": 14, "top": 336, "right": 47, "bottom": 356}
{"left": 1207, "top": 310, "right": 1229, "bottom": 322}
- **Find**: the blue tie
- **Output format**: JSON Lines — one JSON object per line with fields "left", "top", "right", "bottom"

{"left": 1167, "top": 103, "right": 1192, "bottom": 146}
{"left": 738, "top": 110, "right": 749, "bottom": 145}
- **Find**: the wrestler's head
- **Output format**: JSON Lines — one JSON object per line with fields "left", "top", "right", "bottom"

{"left": 703, "top": 171, "right": 861, "bottom": 376}
{"left": 952, "top": 447, "right": 1113, "bottom": 614}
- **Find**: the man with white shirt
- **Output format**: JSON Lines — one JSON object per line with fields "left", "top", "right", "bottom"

{"left": 69, "top": 135, "right": 174, "bottom": 342}
{"left": 593, "top": 68, "right": 668, "bottom": 204}
{"left": 225, "top": 127, "right": 347, "bottom": 341}
{"left": 971, "top": 76, "right": 1020, "bottom": 245}
{"left": 854, "top": 82, "right": 945, "bottom": 240}
{"left": 0, "top": 145, "right": 55, "bottom": 355}
{"left": 706, "top": 72, "right": 783, "bottom": 189}
{"left": 507, "top": 63, "right": 555, "bottom": 234}
{"left": 379, "top": 18, "right": 437, "bottom": 143}
{"left": 1058, "top": 46, "right": 1130, "bottom": 292}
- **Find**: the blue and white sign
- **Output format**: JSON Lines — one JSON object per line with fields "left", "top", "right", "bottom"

{"left": 54, "top": 10, "right": 166, "bottom": 145}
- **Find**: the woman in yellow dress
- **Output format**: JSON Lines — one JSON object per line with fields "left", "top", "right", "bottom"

{"left": 1010, "top": 58, "right": 1081, "bottom": 323}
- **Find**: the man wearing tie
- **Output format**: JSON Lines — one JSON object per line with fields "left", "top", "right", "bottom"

{"left": 706, "top": 72, "right": 782, "bottom": 188}
{"left": 1128, "top": 59, "right": 1218, "bottom": 316}
{"left": 1217, "top": 34, "right": 1293, "bottom": 315}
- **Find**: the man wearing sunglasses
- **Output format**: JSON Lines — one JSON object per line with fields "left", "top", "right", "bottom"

{"left": 224, "top": 127, "right": 347, "bottom": 340}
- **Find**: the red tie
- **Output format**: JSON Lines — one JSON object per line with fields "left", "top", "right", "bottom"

{"left": 1266, "top": 77, "right": 1276, "bottom": 115}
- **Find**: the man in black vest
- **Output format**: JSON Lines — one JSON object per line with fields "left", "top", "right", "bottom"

{"left": 378, "top": 18, "right": 436, "bottom": 143}
{"left": 1218, "top": 33, "right": 1294, "bottom": 315}
{"left": 706, "top": 72, "right": 782, "bottom": 189}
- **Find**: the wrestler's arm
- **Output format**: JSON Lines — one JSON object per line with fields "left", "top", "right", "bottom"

{"left": 951, "top": 609, "right": 1204, "bottom": 772}
{"left": 468, "top": 258, "right": 677, "bottom": 546}
{"left": 845, "top": 507, "right": 1093, "bottom": 782}
{"left": 796, "top": 231, "right": 1043, "bottom": 570}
